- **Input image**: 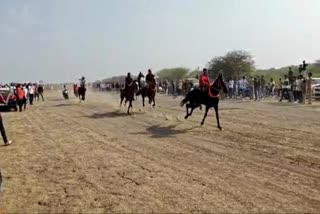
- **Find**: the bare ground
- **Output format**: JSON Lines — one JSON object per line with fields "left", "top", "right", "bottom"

{"left": 1, "top": 90, "right": 320, "bottom": 213}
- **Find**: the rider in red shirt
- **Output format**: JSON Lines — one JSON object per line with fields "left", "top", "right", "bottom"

{"left": 199, "top": 68, "right": 210, "bottom": 91}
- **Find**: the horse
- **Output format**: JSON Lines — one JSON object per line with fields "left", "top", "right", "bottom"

{"left": 78, "top": 86, "right": 86, "bottom": 102}
{"left": 120, "top": 80, "right": 138, "bottom": 114}
{"left": 180, "top": 76, "right": 228, "bottom": 130}
{"left": 136, "top": 81, "right": 156, "bottom": 109}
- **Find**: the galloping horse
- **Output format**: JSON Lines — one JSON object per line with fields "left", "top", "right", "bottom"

{"left": 120, "top": 80, "right": 138, "bottom": 114}
{"left": 180, "top": 75, "right": 228, "bottom": 130}
{"left": 78, "top": 86, "right": 86, "bottom": 102}
{"left": 136, "top": 81, "right": 156, "bottom": 109}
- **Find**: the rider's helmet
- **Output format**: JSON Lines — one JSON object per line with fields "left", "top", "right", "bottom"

{"left": 148, "top": 69, "right": 152, "bottom": 74}
{"left": 81, "top": 76, "right": 85, "bottom": 80}
{"left": 127, "top": 72, "right": 131, "bottom": 77}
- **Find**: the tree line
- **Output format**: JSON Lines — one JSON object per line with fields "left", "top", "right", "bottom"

{"left": 95, "top": 50, "right": 320, "bottom": 83}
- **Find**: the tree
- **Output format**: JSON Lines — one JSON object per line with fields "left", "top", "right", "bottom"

{"left": 207, "top": 50, "right": 255, "bottom": 80}
{"left": 157, "top": 67, "right": 189, "bottom": 81}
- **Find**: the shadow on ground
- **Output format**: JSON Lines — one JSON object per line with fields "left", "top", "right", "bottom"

{"left": 131, "top": 124, "right": 201, "bottom": 138}
{"left": 51, "top": 103, "right": 75, "bottom": 107}
{"left": 84, "top": 111, "right": 130, "bottom": 119}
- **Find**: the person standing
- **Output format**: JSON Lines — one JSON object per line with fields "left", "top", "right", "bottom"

{"left": 239, "top": 76, "right": 248, "bottom": 99}
{"left": 306, "top": 72, "right": 313, "bottom": 104}
{"left": 292, "top": 76, "right": 298, "bottom": 103}
{"left": 295, "top": 75, "right": 303, "bottom": 103}
{"left": 228, "top": 78, "right": 234, "bottom": 99}
{"left": 16, "top": 84, "right": 24, "bottom": 112}
{"left": 28, "top": 83, "right": 34, "bottom": 105}
{"left": 279, "top": 75, "right": 290, "bottom": 102}
{"left": 0, "top": 113, "right": 12, "bottom": 146}
{"left": 22, "top": 84, "right": 28, "bottom": 110}
{"left": 270, "top": 78, "right": 275, "bottom": 96}
{"left": 302, "top": 60, "right": 308, "bottom": 79}
{"left": 38, "top": 84, "right": 44, "bottom": 101}
{"left": 253, "top": 77, "right": 260, "bottom": 101}
{"left": 260, "top": 76, "right": 266, "bottom": 98}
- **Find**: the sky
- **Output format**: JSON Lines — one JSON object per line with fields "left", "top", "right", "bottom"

{"left": 0, "top": 0, "right": 319, "bottom": 83}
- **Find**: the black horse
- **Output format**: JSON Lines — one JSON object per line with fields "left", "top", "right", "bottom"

{"left": 120, "top": 80, "right": 138, "bottom": 114}
{"left": 78, "top": 86, "right": 86, "bottom": 102}
{"left": 136, "top": 82, "right": 156, "bottom": 109}
{"left": 180, "top": 75, "right": 228, "bottom": 130}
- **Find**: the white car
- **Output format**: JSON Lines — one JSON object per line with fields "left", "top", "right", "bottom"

{"left": 312, "top": 78, "right": 320, "bottom": 100}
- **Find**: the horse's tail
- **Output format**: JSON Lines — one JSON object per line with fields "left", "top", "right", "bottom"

{"left": 180, "top": 90, "right": 196, "bottom": 107}
{"left": 180, "top": 96, "right": 189, "bottom": 107}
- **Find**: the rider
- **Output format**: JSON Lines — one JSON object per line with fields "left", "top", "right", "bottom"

{"left": 137, "top": 72, "right": 145, "bottom": 88}
{"left": 125, "top": 72, "right": 133, "bottom": 93}
{"left": 146, "top": 69, "right": 156, "bottom": 87}
{"left": 199, "top": 68, "right": 210, "bottom": 92}
{"left": 79, "top": 76, "right": 86, "bottom": 88}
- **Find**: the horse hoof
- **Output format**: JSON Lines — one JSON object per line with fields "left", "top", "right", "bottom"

{"left": 184, "top": 115, "right": 188, "bottom": 119}
{"left": 219, "top": 127, "right": 223, "bottom": 131}
{"left": 201, "top": 122, "right": 204, "bottom": 126}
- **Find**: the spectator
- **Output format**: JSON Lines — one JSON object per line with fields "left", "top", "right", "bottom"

{"left": 306, "top": 72, "right": 313, "bottom": 104}
{"left": 38, "top": 84, "right": 44, "bottom": 101}
{"left": 270, "top": 78, "right": 275, "bottom": 96}
{"left": 22, "top": 84, "right": 28, "bottom": 110}
{"left": 278, "top": 78, "right": 282, "bottom": 97}
{"left": 228, "top": 78, "right": 234, "bottom": 99}
{"left": 239, "top": 76, "right": 248, "bottom": 99}
{"left": 301, "top": 76, "right": 307, "bottom": 104}
{"left": 16, "top": 84, "right": 24, "bottom": 112}
{"left": 253, "top": 77, "right": 260, "bottom": 101}
{"left": 261, "top": 75, "right": 266, "bottom": 98}
{"left": 292, "top": 76, "right": 299, "bottom": 103}
{"left": 296, "top": 75, "right": 303, "bottom": 103}
{"left": 302, "top": 60, "right": 308, "bottom": 78}
{"left": 0, "top": 113, "right": 12, "bottom": 146}
{"left": 28, "top": 84, "right": 34, "bottom": 105}
{"left": 279, "top": 75, "right": 290, "bottom": 102}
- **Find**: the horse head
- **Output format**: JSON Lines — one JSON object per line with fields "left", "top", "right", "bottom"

{"left": 213, "top": 75, "right": 228, "bottom": 94}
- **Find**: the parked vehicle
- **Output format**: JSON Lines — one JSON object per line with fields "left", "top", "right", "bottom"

{"left": 0, "top": 87, "right": 18, "bottom": 111}
{"left": 312, "top": 78, "right": 320, "bottom": 100}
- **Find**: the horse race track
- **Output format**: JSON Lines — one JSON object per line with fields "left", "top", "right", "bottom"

{"left": 1, "top": 90, "right": 320, "bottom": 213}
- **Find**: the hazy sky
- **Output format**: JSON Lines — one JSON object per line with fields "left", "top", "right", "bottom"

{"left": 0, "top": 0, "right": 319, "bottom": 83}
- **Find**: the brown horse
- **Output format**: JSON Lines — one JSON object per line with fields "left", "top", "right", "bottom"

{"left": 120, "top": 81, "right": 138, "bottom": 114}
{"left": 136, "top": 82, "right": 156, "bottom": 109}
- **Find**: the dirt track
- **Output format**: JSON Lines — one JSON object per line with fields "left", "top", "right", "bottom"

{"left": 1, "top": 90, "right": 320, "bottom": 213}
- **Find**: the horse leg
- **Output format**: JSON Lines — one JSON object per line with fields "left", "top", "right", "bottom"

{"left": 185, "top": 104, "right": 190, "bottom": 119}
{"left": 130, "top": 100, "right": 134, "bottom": 113}
{"left": 201, "top": 106, "right": 209, "bottom": 126}
{"left": 152, "top": 97, "right": 156, "bottom": 108}
{"left": 120, "top": 97, "right": 123, "bottom": 107}
{"left": 141, "top": 96, "right": 144, "bottom": 107}
{"left": 127, "top": 100, "right": 131, "bottom": 114}
{"left": 214, "top": 104, "right": 222, "bottom": 130}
